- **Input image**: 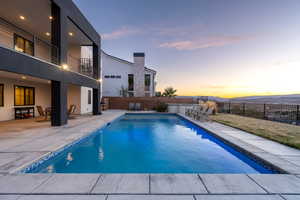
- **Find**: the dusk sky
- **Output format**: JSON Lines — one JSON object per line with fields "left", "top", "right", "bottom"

{"left": 73, "top": 0, "right": 300, "bottom": 98}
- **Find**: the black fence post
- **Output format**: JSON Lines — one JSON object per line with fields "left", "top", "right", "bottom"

{"left": 228, "top": 102, "right": 231, "bottom": 114}
{"left": 297, "top": 105, "right": 300, "bottom": 124}
{"left": 263, "top": 104, "right": 266, "bottom": 119}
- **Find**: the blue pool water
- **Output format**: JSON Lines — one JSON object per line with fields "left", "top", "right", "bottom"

{"left": 28, "top": 114, "right": 274, "bottom": 173}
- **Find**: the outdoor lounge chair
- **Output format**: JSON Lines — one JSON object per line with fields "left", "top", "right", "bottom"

{"left": 135, "top": 103, "right": 141, "bottom": 111}
{"left": 195, "top": 107, "right": 212, "bottom": 121}
{"left": 36, "top": 106, "right": 51, "bottom": 121}
{"left": 68, "top": 105, "right": 77, "bottom": 118}
{"left": 37, "top": 106, "right": 45, "bottom": 117}
{"left": 129, "top": 103, "right": 135, "bottom": 110}
{"left": 128, "top": 103, "right": 142, "bottom": 111}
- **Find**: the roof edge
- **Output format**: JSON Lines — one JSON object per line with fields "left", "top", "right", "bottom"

{"left": 101, "top": 50, "right": 157, "bottom": 73}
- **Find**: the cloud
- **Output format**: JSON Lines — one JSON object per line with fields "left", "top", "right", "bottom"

{"left": 102, "top": 26, "right": 141, "bottom": 40}
{"left": 159, "top": 35, "right": 253, "bottom": 50}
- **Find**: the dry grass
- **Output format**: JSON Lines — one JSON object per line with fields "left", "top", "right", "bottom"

{"left": 210, "top": 113, "right": 300, "bottom": 149}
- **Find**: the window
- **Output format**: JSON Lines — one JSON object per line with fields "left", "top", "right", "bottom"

{"left": 14, "top": 86, "right": 35, "bottom": 106}
{"left": 104, "top": 75, "right": 122, "bottom": 79}
{"left": 14, "top": 34, "right": 34, "bottom": 56}
{"left": 0, "top": 84, "right": 3, "bottom": 107}
{"left": 128, "top": 74, "right": 134, "bottom": 91}
{"left": 145, "top": 74, "right": 151, "bottom": 91}
{"left": 88, "top": 90, "right": 92, "bottom": 105}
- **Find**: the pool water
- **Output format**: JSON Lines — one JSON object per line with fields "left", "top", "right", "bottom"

{"left": 29, "top": 114, "right": 274, "bottom": 173}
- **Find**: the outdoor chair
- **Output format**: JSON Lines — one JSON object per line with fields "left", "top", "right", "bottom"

{"left": 36, "top": 106, "right": 45, "bottom": 117}
{"left": 195, "top": 107, "right": 214, "bottom": 121}
{"left": 135, "top": 103, "right": 141, "bottom": 111}
{"left": 68, "top": 105, "right": 77, "bottom": 119}
{"left": 129, "top": 103, "right": 135, "bottom": 110}
{"left": 36, "top": 106, "right": 51, "bottom": 122}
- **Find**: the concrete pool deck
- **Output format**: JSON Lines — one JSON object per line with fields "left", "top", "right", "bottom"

{"left": 0, "top": 111, "right": 299, "bottom": 199}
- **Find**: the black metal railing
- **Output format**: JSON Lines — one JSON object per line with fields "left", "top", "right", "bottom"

{"left": 80, "top": 58, "right": 94, "bottom": 78}
{"left": 217, "top": 102, "right": 300, "bottom": 125}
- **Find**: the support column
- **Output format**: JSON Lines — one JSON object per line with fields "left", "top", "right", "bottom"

{"left": 93, "top": 88, "right": 101, "bottom": 115}
{"left": 51, "top": 1, "right": 68, "bottom": 66}
{"left": 51, "top": 80, "right": 68, "bottom": 126}
{"left": 92, "top": 43, "right": 101, "bottom": 115}
{"left": 51, "top": 2, "right": 60, "bottom": 65}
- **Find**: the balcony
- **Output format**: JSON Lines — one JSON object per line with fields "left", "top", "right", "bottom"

{"left": 0, "top": 0, "right": 98, "bottom": 80}
{"left": 0, "top": 17, "right": 59, "bottom": 65}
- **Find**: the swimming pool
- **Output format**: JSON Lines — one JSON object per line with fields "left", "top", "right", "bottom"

{"left": 27, "top": 114, "right": 274, "bottom": 173}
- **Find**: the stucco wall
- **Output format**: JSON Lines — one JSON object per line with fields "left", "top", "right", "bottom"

{"left": 133, "top": 55, "right": 145, "bottom": 97}
{"left": 67, "top": 84, "right": 81, "bottom": 115}
{"left": 101, "top": 52, "right": 156, "bottom": 97}
{"left": 0, "top": 77, "right": 51, "bottom": 121}
{"left": 101, "top": 52, "right": 134, "bottom": 97}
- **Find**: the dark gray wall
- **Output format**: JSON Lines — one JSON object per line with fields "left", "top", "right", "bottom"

{"left": 52, "top": 0, "right": 101, "bottom": 46}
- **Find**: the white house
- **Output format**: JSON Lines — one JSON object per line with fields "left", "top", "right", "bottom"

{"left": 101, "top": 51, "right": 157, "bottom": 97}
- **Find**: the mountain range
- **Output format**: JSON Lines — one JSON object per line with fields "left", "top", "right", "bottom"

{"left": 179, "top": 94, "right": 300, "bottom": 104}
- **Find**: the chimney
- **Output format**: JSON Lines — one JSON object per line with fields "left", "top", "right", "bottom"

{"left": 133, "top": 52, "right": 145, "bottom": 97}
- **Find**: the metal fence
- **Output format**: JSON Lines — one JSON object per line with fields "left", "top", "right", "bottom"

{"left": 217, "top": 102, "right": 300, "bottom": 125}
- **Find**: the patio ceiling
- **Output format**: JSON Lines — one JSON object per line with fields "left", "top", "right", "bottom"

{"left": 0, "top": 71, "right": 50, "bottom": 84}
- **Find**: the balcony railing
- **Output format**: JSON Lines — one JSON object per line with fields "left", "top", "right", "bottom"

{"left": 80, "top": 58, "right": 94, "bottom": 78}
{"left": 0, "top": 17, "right": 59, "bottom": 65}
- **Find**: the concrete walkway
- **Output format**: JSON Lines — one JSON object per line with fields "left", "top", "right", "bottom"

{"left": 0, "top": 173, "right": 299, "bottom": 198}
{"left": 0, "top": 112, "right": 300, "bottom": 199}
{"left": 0, "top": 110, "right": 125, "bottom": 174}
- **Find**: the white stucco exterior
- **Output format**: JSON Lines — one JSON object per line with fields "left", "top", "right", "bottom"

{"left": 0, "top": 77, "right": 51, "bottom": 121}
{"left": 101, "top": 51, "right": 157, "bottom": 97}
{"left": 0, "top": 75, "right": 93, "bottom": 122}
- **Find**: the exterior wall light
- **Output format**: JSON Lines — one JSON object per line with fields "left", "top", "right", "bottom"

{"left": 49, "top": 16, "right": 53, "bottom": 20}
{"left": 97, "top": 79, "right": 102, "bottom": 83}
{"left": 68, "top": 32, "right": 74, "bottom": 36}
{"left": 19, "top": 15, "right": 25, "bottom": 20}
{"left": 61, "top": 64, "right": 69, "bottom": 70}
{"left": 45, "top": 32, "right": 51, "bottom": 36}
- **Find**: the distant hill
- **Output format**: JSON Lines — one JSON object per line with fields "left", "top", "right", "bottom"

{"left": 177, "top": 94, "right": 300, "bottom": 104}
{"left": 231, "top": 94, "right": 300, "bottom": 104}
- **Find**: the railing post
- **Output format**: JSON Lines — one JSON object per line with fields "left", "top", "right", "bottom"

{"left": 228, "top": 102, "right": 231, "bottom": 114}
{"left": 263, "top": 103, "right": 266, "bottom": 119}
{"left": 297, "top": 105, "right": 300, "bottom": 124}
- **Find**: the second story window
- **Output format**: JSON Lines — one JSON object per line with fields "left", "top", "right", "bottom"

{"left": 128, "top": 74, "right": 134, "bottom": 91}
{"left": 14, "top": 85, "right": 35, "bottom": 106}
{"left": 145, "top": 74, "right": 151, "bottom": 91}
{"left": 14, "top": 34, "right": 34, "bottom": 56}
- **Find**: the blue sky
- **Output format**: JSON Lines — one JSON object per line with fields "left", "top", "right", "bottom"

{"left": 74, "top": 0, "right": 300, "bottom": 97}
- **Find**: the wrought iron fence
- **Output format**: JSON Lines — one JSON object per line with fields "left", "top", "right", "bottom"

{"left": 217, "top": 102, "right": 300, "bottom": 125}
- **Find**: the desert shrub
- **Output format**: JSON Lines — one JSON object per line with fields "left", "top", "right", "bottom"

{"left": 155, "top": 102, "right": 168, "bottom": 112}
